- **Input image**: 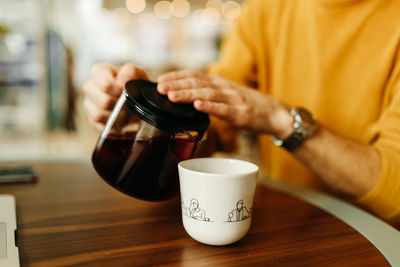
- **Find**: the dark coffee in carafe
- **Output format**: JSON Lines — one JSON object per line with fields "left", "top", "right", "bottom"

{"left": 92, "top": 133, "right": 198, "bottom": 201}
{"left": 92, "top": 80, "right": 209, "bottom": 201}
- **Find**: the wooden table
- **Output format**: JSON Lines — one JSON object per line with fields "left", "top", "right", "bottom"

{"left": 0, "top": 161, "right": 393, "bottom": 266}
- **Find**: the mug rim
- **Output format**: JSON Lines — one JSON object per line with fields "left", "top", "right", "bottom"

{"left": 178, "top": 157, "right": 259, "bottom": 177}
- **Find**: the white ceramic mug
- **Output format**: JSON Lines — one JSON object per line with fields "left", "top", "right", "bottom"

{"left": 178, "top": 158, "right": 258, "bottom": 246}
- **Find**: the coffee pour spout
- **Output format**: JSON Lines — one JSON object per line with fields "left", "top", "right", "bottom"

{"left": 173, "top": 129, "right": 208, "bottom": 145}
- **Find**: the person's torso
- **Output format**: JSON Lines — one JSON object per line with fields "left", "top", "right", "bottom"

{"left": 250, "top": 0, "right": 400, "bottom": 189}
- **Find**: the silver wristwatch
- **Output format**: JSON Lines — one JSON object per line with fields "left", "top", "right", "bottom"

{"left": 271, "top": 107, "right": 318, "bottom": 151}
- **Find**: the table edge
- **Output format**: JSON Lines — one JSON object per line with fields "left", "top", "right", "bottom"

{"left": 259, "top": 178, "right": 400, "bottom": 266}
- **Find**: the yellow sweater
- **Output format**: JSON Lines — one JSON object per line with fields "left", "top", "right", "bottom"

{"left": 208, "top": 0, "right": 400, "bottom": 225}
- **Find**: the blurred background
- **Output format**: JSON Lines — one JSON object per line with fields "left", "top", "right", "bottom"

{"left": 0, "top": 0, "right": 250, "bottom": 161}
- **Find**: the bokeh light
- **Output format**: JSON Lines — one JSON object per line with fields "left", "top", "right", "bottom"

{"left": 200, "top": 7, "right": 221, "bottom": 26}
{"left": 154, "top": 1, "right": 172, "bottom": 19}
{"left": 206, "top": 0, "right": 223, "bottom": 12}
{"left": 126, "top": 0, "right": 146, "bottom": 14}
{"left": 222, "top": 1, "right": 241, "bottom": 20}
{"left": 171, "top": 0, "right": 190, "bottom": 18}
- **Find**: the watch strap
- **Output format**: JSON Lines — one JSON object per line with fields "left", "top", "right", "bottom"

{"left": 280, "top": 131, "right": 310, "bottom": 151}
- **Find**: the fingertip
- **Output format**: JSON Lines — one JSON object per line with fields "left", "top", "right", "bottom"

{"left": 168, "top": 91, "right": 181, "bottom": 102}
{"left": 116, "top": 64, "right": 135, "bottom": 82}
{"left": 157, "top": 83, "right": 169, "bottom": 95}
{"left": 118, "top": 63, "right": 136, "bottom": 77}
{"left": 194, "top": 100, "right": 205, "bottom": 110}
{"left": 116, "top": 63, "right": 149, "bottom": 88}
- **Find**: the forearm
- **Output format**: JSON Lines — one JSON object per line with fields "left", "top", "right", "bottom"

{"left": 156, "top": 71, "right": 382, "bottom": 197}
{"left": 292, "top": 126, "right": 381, "bottom": 197}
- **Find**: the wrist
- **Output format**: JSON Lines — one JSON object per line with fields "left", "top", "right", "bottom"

{"left": 271, "top": 107, "right": 318, "bottom": 151}
{"left": 270, "top": 105, "right": 294, "bottom": 140}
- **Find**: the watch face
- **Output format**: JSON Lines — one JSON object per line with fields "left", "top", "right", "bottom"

{"left": 295, "top": 107, "right": 316, "bottom": 130}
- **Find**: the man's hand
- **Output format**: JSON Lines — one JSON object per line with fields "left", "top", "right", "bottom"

{"left": 157, "top": 70, "right": 294, "bottom": 139}
{"left": 157, "top": 70, "right": 380, "bottom": 197}
{"left": 83, "top": 63, "right": 149, "bottom": 130}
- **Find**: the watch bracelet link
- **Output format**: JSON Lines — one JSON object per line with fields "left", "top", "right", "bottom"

{"left": 271, "top": 107, "right": 318, "bottom": 151}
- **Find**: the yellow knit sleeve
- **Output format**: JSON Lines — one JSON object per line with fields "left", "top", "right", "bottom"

{"left": 358, "top": 56, "right": 400, "bottom": 226}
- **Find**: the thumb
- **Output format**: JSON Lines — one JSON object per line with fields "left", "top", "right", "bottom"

{"left": 115, "top": 63, "right": 150, "bottom": 89}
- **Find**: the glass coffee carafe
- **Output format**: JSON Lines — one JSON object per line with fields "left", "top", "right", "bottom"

{"left": 92, "top": 80, "right": 209, "bottom": 201}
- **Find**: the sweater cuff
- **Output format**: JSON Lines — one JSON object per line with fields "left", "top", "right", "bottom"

{"left": 356, "top": 144, "right": 400, "bottom": 224}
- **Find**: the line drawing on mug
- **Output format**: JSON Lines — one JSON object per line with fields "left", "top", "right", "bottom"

{"left": 182, "top": 198, "right": 211, "bottom": 222}
{"left": 226, "top": 199, "right": 252, "bottom": 222}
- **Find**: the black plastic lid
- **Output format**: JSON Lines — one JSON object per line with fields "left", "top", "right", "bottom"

{"left": 124, "top": 80, "right": 210, "bottom": 134}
